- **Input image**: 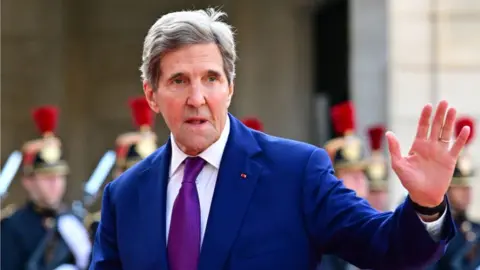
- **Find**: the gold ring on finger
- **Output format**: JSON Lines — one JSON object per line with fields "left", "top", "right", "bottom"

{"left": 438, "top": 138, "right": 451, "bottom": 143}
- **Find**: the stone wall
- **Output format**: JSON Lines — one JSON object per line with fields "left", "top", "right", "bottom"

{"left": 388, "top": 0, "right": 480, "bottom": 219}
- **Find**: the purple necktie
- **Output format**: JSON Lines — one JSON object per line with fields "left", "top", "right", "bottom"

{"left": 168, "top": 156, "right": 205, "bottom": 270}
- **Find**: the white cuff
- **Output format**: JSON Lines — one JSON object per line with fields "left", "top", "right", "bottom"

{"left": 418, "top": 208, "right": 447, "bottom": 242}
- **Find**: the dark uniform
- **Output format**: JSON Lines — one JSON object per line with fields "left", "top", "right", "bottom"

{"left": 318, "top": 101, "right": 369, "bottom": 270}
{"left": 428, "top": 116, "right": 480, "bottom": 270}
{"left": 85, "top": 97, "right": 157, "bottom": 241}
{"left": 365, "top": 125, "right": 389, "bottom": 212}
{"left": 1, "top": 105, "right": 91, "bottom": 270}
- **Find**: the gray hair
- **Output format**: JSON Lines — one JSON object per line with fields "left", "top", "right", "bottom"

{"left": 140, "top": 8, "right": 237, "bottom": 89}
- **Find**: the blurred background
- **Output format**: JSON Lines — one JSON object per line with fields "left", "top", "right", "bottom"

{"left": 1, "top": 0, "right": 479, "bottom": 220}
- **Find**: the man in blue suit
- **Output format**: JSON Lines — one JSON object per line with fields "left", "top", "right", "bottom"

{"left": 90, "top": 8, "right": 472, "bottom": 270}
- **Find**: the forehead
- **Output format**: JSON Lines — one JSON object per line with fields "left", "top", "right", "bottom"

{"left": 160, "top": 43, "right": 224, "bottom": 76}
{"left": 35, "top": 173, "right": 64, "bottom": 180}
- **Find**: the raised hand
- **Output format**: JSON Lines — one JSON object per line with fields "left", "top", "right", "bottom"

{"left": 385, "top": 100, "right": 471, "bottom": 207}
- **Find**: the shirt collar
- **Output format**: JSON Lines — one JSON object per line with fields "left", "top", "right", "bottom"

{"left": 169, "top": 116, "right": 230, "bottom": 177}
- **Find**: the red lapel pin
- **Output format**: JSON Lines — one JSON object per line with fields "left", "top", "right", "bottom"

{"left": 240, "top": 173, "right": 247, "bottom": 179}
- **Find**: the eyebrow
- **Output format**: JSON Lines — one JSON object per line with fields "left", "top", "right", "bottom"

{"left": 167, "top": 72, "right": 184, "bottom": 80}
{"left": 207, "top": 70, "right": 222, "bottom": 76}
{"left": 167, "top": 70, "right": 223, "bottom": 80}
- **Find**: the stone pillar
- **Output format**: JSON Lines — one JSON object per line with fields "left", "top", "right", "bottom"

{"left": 433, "top": 0, "right": 480, "bottom": 219}
{"left": 350, "top": 0, "right": 388, "bottom": 142}
{"left": 388, "top": 0, "right": 436, "bottom": 210}
{"left": 388, "top": 0, "right": 480, "bottom": 218}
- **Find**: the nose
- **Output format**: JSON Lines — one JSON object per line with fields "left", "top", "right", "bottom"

{"left": 187, "top": 84, "right": 206, "bottom": 108}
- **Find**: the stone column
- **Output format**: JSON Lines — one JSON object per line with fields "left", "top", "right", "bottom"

{"left": 388, "top": 0, "right": 480, "bottom": 218}
{"left": 350, "top": 0, "right": 388, "bottom": 143}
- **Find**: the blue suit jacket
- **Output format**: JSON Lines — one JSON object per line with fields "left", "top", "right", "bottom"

{"left": 90, "top": 115, "right": 455, "bottom": 270}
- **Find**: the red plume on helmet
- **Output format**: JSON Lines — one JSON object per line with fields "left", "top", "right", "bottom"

{"left": 455, "top": 116, "right": 475, "bottom": 145}
{"left": 367, "top": 125, "right": 386, "bottom": 151}
{"left": 129, "top": 97, "right": 154, "bottom": 130}
{"left": 32, "top": 106, "right": 59, "bottom": 136}
{"left": 241, "top": 117, "right": 264, "bottom": 132}
{"left": 330, "top": 101, "right": 355, "bottom": 136}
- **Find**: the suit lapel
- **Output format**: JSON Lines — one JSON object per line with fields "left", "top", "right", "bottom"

{"left": 199, "top": 115, "right": 263, "bottom": 270}
{"left": 138, "top": 142, "right": 171, "bottom": 270}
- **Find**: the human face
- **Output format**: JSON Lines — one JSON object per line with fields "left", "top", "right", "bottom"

{"left": 337, "top": 168, "right": 368, "bottom": 198}
{"left": 447, "top": 186, "right": 471, "bottom": 212}
{"left": 23, "top": 173, "right": 66, "bottom": 209}
{"left": 143, "top": 43, "right": 233, "bottom": 156}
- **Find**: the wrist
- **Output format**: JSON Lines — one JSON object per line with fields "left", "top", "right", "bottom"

{"left": 409, "top": 195, "right": 444, "bottom": 208}
{"left": 409, "top": 195, "right": 447, "bottom": 216}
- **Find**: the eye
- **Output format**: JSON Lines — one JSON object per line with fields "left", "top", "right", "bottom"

{"left": 173, "top": 78, "right": 185, "bottom": 84}
{"left": 207, "top": 76, "right": 217, "bottom": 82}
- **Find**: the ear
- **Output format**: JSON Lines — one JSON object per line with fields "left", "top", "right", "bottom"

{"left": 143, "top": 81, "right": 160, "bottom": 113}
{"left": 226, "top": 83, "right": 234, "bottom": 108}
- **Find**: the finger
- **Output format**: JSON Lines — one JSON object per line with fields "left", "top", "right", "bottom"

{"left": 429, "top": 100, "right": 449, "bottom": 141}
{"left": 439, "top": 107, "right": 457, "bottom": 142}
{"left": 415, "top": 104, "right": 433, "bottom": 140}
{"left": 386, "top": 131, "right": 402, "bottom": 163}
{"left": 450, "top": 126, "right": 471, "bottom": 158}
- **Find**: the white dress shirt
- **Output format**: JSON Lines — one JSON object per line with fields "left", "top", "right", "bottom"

{"left": 166, "top": 117, "right": 231, "bottom": 245}
{"left": 165, "top": 116, "right": 445, "bottom": 245}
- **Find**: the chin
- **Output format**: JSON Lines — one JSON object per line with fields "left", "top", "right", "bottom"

{"left": 179, "top": 136, "right": 217, "bottom": 155}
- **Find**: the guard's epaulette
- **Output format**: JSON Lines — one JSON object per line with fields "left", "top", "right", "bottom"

{"left": 1, "top": 204, "right": 17, "bottom": 221}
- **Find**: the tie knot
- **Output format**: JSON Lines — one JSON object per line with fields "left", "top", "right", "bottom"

{"left": 183, "top": 157, "right": 205, "bottom": 183}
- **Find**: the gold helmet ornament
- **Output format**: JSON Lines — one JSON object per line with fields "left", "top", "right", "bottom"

{"left": 324, "top": 101, "right": 367, "bottom": 170}
{"left": 114, "top": 97, "right": 157, "bottom": 173}
{"left": 365, "top": 125, "right": 388, "bottom": 191}
{"left": 22, "top": 106, "right": 69, "bottom": 176}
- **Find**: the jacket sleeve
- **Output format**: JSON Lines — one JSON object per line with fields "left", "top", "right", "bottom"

{"left": 89, "top": 183, "right": 123, "bottom": 270}
{"left": 303, "top": 148, "right": 456, "bottom": 269}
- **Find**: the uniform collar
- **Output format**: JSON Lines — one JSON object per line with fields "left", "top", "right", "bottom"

{"left": 28, "top": 201, "right": 58, "bottom": 217}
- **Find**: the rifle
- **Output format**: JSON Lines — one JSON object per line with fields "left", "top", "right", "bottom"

{"left": 72, "top": 151, "right": 116, "bottom": 230}
{"left": 83, "top": 150, "right": 117, "bottom": 208}
{"left": 0, "top": 151, "right": 22, "bottom": 201}
{"left": 0, "top": 151, "right": 22, "bottom": 220}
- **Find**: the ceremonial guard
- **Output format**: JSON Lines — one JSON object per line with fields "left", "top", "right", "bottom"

{"left": 365, "top": 125, "right": 389, "bottom": 211}
{"left": 318, "top": 101, "right": 369, "bottom": 270}
{"left": 429, "top": 116, "right": 480, "bottom": 270}
{"left": 323, "top": 101, "right": 369, "bottom": 198}
{"left": 0, "top": 105, "right": 91, "bottom": 270}
{"left": 86, "top": 97, "right": 157, "bottom": 241}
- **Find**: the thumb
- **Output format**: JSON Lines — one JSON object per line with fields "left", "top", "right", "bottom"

{"left": 386, "top": 131, "right": 402, "bottom": 164}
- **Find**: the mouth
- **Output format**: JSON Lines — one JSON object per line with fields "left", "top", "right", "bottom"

{"left": 185, "top": 117, "right": 208, "bottom": 125}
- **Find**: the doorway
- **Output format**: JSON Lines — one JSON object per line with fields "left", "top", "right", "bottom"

{"left": 312, "top": 0, "right": 350, "bottom": 144}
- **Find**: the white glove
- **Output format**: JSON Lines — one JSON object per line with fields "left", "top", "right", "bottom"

{"left": 54, "top": 264, "right": 77, "bottom": 270}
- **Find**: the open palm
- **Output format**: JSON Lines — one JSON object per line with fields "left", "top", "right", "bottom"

{"left": 386, "top": 101, "right": 471, "bottom": 207}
